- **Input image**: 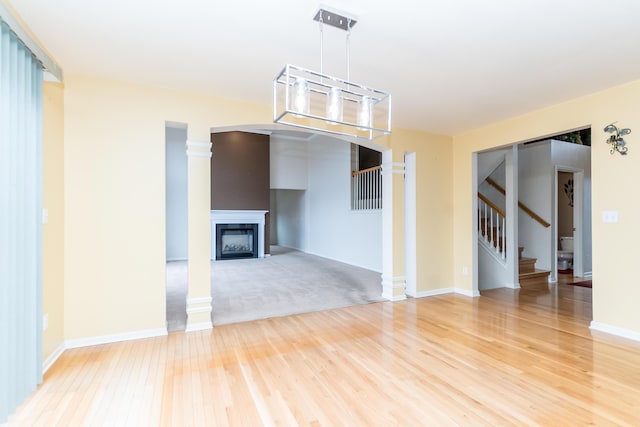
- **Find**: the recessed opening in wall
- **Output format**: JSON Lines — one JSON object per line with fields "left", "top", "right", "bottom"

{"left": 350, "top": 144, "right": 383, "bottom": 210}
{"left": 526, "top": 128, "right": 591, "bottom": 146}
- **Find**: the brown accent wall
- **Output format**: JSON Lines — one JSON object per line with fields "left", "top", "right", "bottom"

{"left": 211, "top": 131, "right": 270, "bottom": 254}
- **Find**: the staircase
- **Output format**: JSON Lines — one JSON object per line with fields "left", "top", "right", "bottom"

{"left": 518, "top": 247, "right": 550, "bottom": 286}
{"left": 478, "top": 193, "right": 551, "bottom": 288}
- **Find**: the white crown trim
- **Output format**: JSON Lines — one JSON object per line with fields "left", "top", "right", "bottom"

{"left": 187, "top": 296, "right": 213, "bottom": 305}
{"left": 185, "top": 140, "right": 212, "bottom": 149}
{"left": 186, "top": 150, "right": 212, "bottom": 158}
{"left": 187, "top": 306, "right": 212, "bottom": 315}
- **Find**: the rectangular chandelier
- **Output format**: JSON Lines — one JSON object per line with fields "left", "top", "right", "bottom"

{"left": 273, "top": 64, "right": 391, "bottom": 140}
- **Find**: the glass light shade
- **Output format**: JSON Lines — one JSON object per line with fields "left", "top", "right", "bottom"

{"left": 326, "top": 87, "right": 343, "bottom": 124}
{"left": 357, "top": 95, "right": 372, "bottom": 129}
{"left": 274, "top": 64, "right": 391, "bottom": 140}
{"left": 292, "top": 77, "right": 309, "bottom": 116}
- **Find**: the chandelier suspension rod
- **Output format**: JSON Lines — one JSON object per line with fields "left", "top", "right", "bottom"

{"left": 319, "top": 11, "right": 324, "bottom": 78}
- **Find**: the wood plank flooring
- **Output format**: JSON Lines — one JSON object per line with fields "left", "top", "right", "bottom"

{"left": 5, "top": 282, "right": 640, "bottom": 426}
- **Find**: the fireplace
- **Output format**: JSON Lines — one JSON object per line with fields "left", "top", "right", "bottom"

{"left": 216, "top": 223, "right": 258, "bottom": 260}
{"left": 211, "top": 210, "right": 268, "bottom": 260}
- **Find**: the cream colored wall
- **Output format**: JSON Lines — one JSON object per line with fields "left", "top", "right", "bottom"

{"left": 63, "top": 73, "right": 269, "bottom": 340}
{"left": 388, "top": 129, "right": 454, "bottom": 292}
{"left": 42, "top": 81, "right": 65, "bottom": 360}
{"left": 62, "top": 72, "right": 455, "bottom": 339}
{"left": 453, "top": 79, "right": 640, "bottom": 334}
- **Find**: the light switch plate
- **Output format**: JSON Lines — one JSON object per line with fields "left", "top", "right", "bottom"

{"left": 42, "top": 208, "right": 48, "bottom": 224}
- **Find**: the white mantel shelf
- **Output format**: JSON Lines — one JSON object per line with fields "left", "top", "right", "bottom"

{"left": 211, "top": 210, "right": 268, "bottom": 260}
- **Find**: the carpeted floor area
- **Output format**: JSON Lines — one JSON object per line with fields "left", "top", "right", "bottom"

{"left": 166, "top": 246, "right": 383, "bottom": 331}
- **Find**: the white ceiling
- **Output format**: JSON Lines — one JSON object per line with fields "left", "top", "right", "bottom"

{"left": 9, "top": 0, "right": 640, "bottom": 135}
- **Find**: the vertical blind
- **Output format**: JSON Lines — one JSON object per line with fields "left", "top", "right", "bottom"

{"left": 0, "top": 19, "right": 43, "bottom": 423}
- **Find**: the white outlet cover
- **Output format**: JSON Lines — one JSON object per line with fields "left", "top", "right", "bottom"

{"left": 602, "top": 210, "right": 619, "bottom": 223}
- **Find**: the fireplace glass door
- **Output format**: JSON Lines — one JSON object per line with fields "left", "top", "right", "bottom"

{"left": 216, "top": 223, "right": 259, "bottom": 260}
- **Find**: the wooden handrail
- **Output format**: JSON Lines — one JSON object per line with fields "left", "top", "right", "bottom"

{"left": 352, "top": 165, "right": 382, "bottom": 177}
{"left": 478, "top": 192, "right": 506, "bottom": 218}
{"left": 485, "top": 177, "right": 551, "bottom": 228}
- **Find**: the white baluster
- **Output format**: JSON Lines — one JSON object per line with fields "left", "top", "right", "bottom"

{"left": 502, "top": 216, "right": 506, "bottom": 260}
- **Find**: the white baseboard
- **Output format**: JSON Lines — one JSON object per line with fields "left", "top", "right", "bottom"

{"left": 411, "top": 288, "right": 454, "bottom": 298}
{"left": 583, "top": 271, "right": 593, "bottom": 279}
{"left": 505, "top": 282, "right": 521, "bottom": 289}
{"left": 381, "top": 275, "right": 406, "bottom": 301}
{"left": 42, "top": 343, "right": 65, "bottom": 374}
{"left": 166, "top": 257, "right": 187, "bottom": 262}
{"left": 411, "top": 287, "right": 480, "bottom": 298}
{"left": 455, "top": 288, "right": 480, "bottom": 297}
{"left": 65, "top": 327, "right": 168, "bottom": 349}
{"left": 383, "top": 294, "right": 407, "bottom": 302}
{"left": 43, "top": 328, "right": 168, "bottom": 372}
{"left": 304, "top": 249, "right": 382, "bottom": 273}
{"left": 185, "top": 321, "right": 213, "bottom": 332}
{"left": 590, "top": 321, "right": 640, "bottom": 342}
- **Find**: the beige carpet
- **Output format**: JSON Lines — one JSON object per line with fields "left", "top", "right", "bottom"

{"left": 166, "top": 246, "right": 383, "bottom": 331}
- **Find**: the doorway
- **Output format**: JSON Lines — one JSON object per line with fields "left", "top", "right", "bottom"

{"left": 165, "top": 123, "right": 188, "bottom": 331}
{"left": 555, "top": 168, "right": 589, "bottom": 279}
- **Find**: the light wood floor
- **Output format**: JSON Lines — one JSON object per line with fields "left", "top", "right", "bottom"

{"left": 6, "top": 282, "right": 640, "bottom": 426}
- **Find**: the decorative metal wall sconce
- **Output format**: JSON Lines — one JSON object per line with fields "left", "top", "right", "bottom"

{"left": 604, "top": 123, "right": 630, "bottom": 155}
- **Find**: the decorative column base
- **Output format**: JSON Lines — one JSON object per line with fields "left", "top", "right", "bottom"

{"left": 381, "top": 275, "right": 407, "bottom": 301}
{"left": 185, "top": 296, "right": 213, "bottom": 332}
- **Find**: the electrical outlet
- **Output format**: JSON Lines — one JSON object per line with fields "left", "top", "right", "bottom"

{"left": 602, "top": 210, "right": 619, "bottom": 223}
{"left": 42, "top": 208, "right": 49, "bottom": 225}
{"left": 43, "top": 314, "right": 49, "bottom": 331}
{"left": 462, "top": 266, "right": 469, "bottom": 276}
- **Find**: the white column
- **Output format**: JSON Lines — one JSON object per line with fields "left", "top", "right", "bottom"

{"left": 185, "top": 139, "right": 213, "bottom": 332}
{"left": 404, "top": 152, "right": 417, "bottom": 297}
{"left": 505, "top": 145, "right": 520, "bottom": 288}
{"left": 381, "top": 149, "right": 407, "bottom": 301}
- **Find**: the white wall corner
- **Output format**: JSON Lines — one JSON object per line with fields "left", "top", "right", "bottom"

{"left": 504, "top": 282, "right": 521, "bottom": 289}
{"left": 42, "top": 343, "right": 66, "bottom": 374}
{"left": 590, "top": 321, "right": 640, "bottom": 342}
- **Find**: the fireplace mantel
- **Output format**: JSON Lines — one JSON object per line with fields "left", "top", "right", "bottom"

{"left": 210, "top": 210, "right": 268, "bottom": 259}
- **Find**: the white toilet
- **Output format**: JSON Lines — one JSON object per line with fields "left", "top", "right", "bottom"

{"left": 558, "top": 236, "right": 574, "bottom": 270}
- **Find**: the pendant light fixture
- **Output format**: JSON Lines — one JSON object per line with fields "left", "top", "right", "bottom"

{"left": 292, "top": 77, "right": 310, "bottom": 116}
{"left": 273, "top": 7, "right": 391, "bottom": 140}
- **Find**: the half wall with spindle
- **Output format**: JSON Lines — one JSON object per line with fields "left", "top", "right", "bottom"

{"left": 351, "top": 165, "right": 382, "bottom": 210}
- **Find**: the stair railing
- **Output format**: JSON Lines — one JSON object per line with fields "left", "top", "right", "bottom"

{"left": 351, "top": 165, "right": 382, "bottom": 210}
{"left": 485, "top": 177, "right": 550, "bottom": 228}
{"left": 478, "top": 192, "right": 506, "bottom": 260}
